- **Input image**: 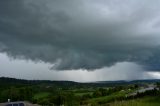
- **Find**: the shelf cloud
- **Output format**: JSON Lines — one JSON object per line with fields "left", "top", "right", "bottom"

{"left": 0, "top": 0, "right": 160, "bottom": 70}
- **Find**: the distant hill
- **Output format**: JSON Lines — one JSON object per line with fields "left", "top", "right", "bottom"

{"left": 95, "top": 79, "right": 160, "bottom": 84}
{"left": 0, "top": 77, "right": 78, "bottom": 88}
{"left": 0, "top": 77, "right": 160, "bottom": 88}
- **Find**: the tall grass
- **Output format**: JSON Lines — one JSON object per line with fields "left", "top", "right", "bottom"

{"left": 109, "top": 97, "right": 160, "bottom": 106}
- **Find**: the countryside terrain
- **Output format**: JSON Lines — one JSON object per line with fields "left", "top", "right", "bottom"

{"left": 0, "top": 77, "right": 160, "bottom": 106}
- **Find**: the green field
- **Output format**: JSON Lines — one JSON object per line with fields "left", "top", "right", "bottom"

{"left": 33, "top": 92, "right": 50, "bottom": 100}
{"left": 109, "top": 96, "right": 160, "bottom": 106}
{"left": 75, "top": 92, "right": 92, "bottom": 96}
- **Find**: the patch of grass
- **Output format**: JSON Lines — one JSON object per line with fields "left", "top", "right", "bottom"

{"left": 33, "top": 92, "right": 50, "bottom": 100}
{"left": 109, "top": 96, "right": 160, "bottom": 106}
{"left": 87, "top": 91, "right": 126, "bottom": 104}
{"left": 75, "top": 92, "right": 93, "bottom": 96}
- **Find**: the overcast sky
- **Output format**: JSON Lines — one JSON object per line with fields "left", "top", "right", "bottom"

{"left": 0, "top": 0, "right": 160, "bottom": 81}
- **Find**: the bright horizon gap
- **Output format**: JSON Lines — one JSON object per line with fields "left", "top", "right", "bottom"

{"left": 0, "top": 53, "right": 159, "bottom": 82}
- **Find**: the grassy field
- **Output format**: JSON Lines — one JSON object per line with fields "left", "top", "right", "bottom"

{"left": 74, "top": 92, "right": 92, "bottom": 96}
{"left": 109, "top": 96, "right": 160, "bottom": 106}
{"left": 84, "top": 91, "right": 125, "bottom": 105}
{"left": 33, "top": 92, "right": 50, "bottom": 100}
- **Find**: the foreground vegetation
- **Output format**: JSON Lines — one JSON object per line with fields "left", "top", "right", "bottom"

{"left": 109, "top": 96, "right": 160, "bottom": 106}
{"left": 0, "top": 77, "right": 160, "bottom": 106}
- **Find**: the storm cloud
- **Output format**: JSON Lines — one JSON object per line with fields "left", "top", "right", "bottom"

{"left": 0, "top": 0, "right": 160, "bottom": 70}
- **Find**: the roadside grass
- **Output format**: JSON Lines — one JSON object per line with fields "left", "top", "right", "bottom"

{"left": 109, "top": 96, "right": 160, "bottom": 106}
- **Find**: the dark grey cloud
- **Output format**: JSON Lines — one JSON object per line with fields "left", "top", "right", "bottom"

{"left": 0, "top": 0, "right": 160, "bottom": 70}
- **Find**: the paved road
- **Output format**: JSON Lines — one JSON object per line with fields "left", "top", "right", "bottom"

{"left": 128, "top": 85, "right": 158, "bottom": 97}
